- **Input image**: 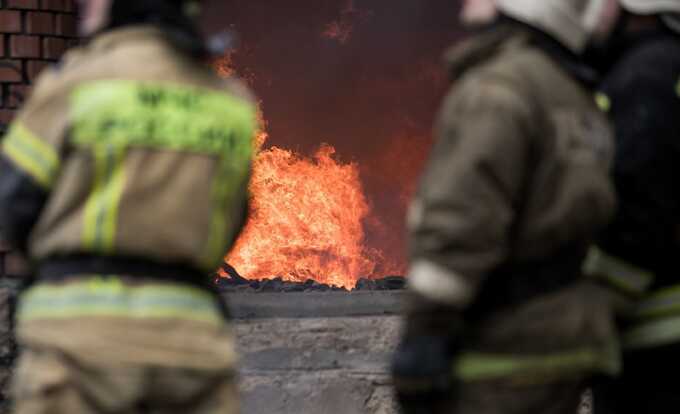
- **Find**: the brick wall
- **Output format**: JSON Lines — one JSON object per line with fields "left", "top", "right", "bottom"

{"left": 0, "top": 0, "right": 78, "bottom": 133}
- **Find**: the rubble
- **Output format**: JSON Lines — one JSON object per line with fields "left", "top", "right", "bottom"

{"left": 216, "top": 263, "right": 406, "bottom": 293}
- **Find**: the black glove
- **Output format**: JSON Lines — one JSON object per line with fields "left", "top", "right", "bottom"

{"left": 391, "top": 334, "right": 459, "bottom": 413}
{"left": 391, "top": 291, "right": 464, "bottom": 413}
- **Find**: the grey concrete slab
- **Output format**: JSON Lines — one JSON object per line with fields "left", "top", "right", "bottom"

{"left": 234, "top": 316, "right": 402, "bottom": 414}
{"left": 225, "top": 291, "right": 406, "bottom": 319}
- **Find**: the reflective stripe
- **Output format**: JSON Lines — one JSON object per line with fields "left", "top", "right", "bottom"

{"left": 676, "top": 77, "right": 680, "bottom": 97}
{"left": 582, "top": 247, "right": 653, "bottom": 296}
{"left": 18, "top": 276, "right": 222, "bottom": 325}
{"left": 71, "top": 80, "right": 255, "bottom": 263}
{"left": 631, "top": 285, "right": 680, "bottom": 321}
{"left": 1, "top": 122, "right": 60, "bottom": 188}
{"left": 595, "top": 92, "right": 611, "bottom": 113}
{"left": 70, "top": 80, "right": 255, "bottom": 158}
{"left": 455, "top": 343, "right": 621, "bottom": 383}
{"left": 624, "top": 315, "right": 680, "bottom": 350}
{"left": 82, "top": 144, "right": 127, "bottom": 254}
{"left": 623, "top": 285, "right": 680, "bottom": 349}
{"left": 407, "top": 260, "right": 474, "bottom": 307}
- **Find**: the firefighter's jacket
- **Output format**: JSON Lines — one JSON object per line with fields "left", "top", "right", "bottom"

{"left": 0, "top": 26, "right": 256, "bottom": 275}
{"left": 407, "top": 24, "right": 620, "bottom": 381}
{"left": 594, "top": 28, "right": 680, "bottom": 350}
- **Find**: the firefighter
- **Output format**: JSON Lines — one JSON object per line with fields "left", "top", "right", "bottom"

{"left": 391, "top": 1, "right": 624, "bottom": 413}
{"left": 0, "top": 0, "right": 256, "bottom": 412}
{"left": 586, "top": 0, "right": 680, "bottom": 412}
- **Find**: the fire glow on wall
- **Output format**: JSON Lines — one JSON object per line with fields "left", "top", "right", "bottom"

{"left": 211, "top": 0, "right": 464, "bottom": 288}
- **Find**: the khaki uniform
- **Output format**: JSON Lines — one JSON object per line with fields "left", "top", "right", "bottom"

{"left": 0, "top": 26, "right": 256, "bottom": 414}
{"left": 406, "top": 25, "right": 619, "bottom": 413}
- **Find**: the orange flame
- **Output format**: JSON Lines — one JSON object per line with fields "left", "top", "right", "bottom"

{"left": 227, "top": 145, "right": 388, "bottom": 289}
{"left": 215, "top": 57, "right": 395, "bottom": 289}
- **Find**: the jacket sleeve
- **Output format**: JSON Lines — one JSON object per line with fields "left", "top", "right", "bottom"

{"left": 0, "top": 155, "right": 49, "bottom": 253}
{"left": 407, "top": 77, "right": 536, "bottom": 309}
{"left": 0, "top": 71, "right": 67, "bottom": 253}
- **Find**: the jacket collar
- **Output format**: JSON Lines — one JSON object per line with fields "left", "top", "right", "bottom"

{"left": 89, "top": 25, "right": 169, "bottom": 52}
{"left": 445, "top": 21, "right": 600, "bottom": 87}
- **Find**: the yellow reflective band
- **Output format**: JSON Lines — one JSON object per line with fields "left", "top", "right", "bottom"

{"left": 624, "top": 314, "right": 680, "bottom": 350}
{"left": 582, "top": 247, "right": 653, "bottom": 296}
{"left": 595, "top": 92, "right": 611, "bottom": 113}
{"left": 454, "top": 344, "right": 621, "bottom": 383}
{"left": 17, "top": 276, "right": 222, "bottom": 325}
{"left": 1, "top": 123, "right": 60, "bottom": 188}
{"left": 83, "top": 145, "right": 127, "bottom": 254}
{"left": 676, "top": 77, "right": 680, "bottom": 97}
{"left": 630, "top": 285, "right": 680, "bottom": 321}
{"left": 70, "top": 80, "right": 255, "bottom": 162}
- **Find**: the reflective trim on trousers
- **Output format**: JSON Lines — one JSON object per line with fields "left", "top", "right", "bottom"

{"left": 17, "top": 276, "right": 223, "bottom": 325}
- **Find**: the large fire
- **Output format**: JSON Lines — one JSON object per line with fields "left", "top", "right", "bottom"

{"left": 227, "top": 144, "right": 395, "bottom": 289}
{"left": 216, "top": 60, "right": 397, "bottom": 289}
{"left": 210, "top": 1, "right": 455, "bottom": 288}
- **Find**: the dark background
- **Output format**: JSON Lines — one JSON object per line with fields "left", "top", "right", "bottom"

{"left": 201, "top": 1, "right": 466, "bottom": 271}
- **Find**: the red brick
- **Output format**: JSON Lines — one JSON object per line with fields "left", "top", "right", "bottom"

{"left": 0, "top": 60, "right": 23, "bottom": 83}
{"left": 7, "top": 84, "right": 30, "bottom": 108}
{"left": 26, "top": 11, "right": 54, "bottom": 35}
{"left": 43, "top": 37, "right": 65, "bottom": 59}
{"left": 0, "top": 10, "right": 22, "bottom": 33}
{"left": 0, "top": 110, "right": 17, "bottom": 126}
{"left": 26, "top": 59, "right": 48, "bottom": 81}
{"left": 6, "top": 0, "right": 40, "bottom": 9}
{"left": 55, "top": 13, "right": 77, "bottom": 37}
{"left": 64, "top": 0, "right": 76, "bottom": 12}
{"left": 42, "top": 0, "right": 67, "bottom": 11}
{"left": 10, "top": 35, "right": 40, "bottom": 58}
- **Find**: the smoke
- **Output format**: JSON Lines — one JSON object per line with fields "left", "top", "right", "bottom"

{"left": 202, "top": 0, "right": 467, "bottom": 274}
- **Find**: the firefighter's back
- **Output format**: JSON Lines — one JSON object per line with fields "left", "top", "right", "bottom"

{"left": 2, "top": 9, "right": 255, "bottom": 413}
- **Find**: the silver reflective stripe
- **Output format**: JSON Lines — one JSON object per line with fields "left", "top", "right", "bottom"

{"left": 633, "top": 286, "right": 680, "bottom": 321}
{"left": 408, "top": 260, "right": 474, "bottom": 307}
{"left": 624, "top": 315, "right": 680, "bottom": 350}
{"left": 582, "top": 247, "right": 653, "bottom": 296}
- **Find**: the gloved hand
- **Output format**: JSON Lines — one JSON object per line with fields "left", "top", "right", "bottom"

{"left": 390, "top": 334, "right": 458, "bottom": 414}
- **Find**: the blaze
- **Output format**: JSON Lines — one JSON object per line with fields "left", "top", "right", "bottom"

{"left": 215, "top": 58, "right": 396, "bottom": 289}
{"left": 227, "top": 144, "right": 389, "bottom": 289}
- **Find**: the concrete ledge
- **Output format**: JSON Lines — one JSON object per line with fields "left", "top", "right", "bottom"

{"left": 225, "top": 291, "right": 406, "bottom": 319}
{"left": 234, "top": 316, "right": 402, "bottom": 414}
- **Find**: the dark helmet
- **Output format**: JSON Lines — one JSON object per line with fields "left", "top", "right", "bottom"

{"left": 108, "top": 0, "right": 202, "bottom": 25}
{"left": 106, "top": 0, "right": 207, "bottom": 56}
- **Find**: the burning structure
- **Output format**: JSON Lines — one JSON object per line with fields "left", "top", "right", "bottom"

{"left": 208, "top": 0, "right": 464, "bottom": 289}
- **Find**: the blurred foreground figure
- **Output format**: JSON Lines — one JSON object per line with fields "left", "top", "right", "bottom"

{"left": 0, "top": 0, "right": 256, "bottom": 412}
{"left": 392, "top": 1, "right": 623, "bottom": 413}
{"left": 588, "top": 0, "right": 680, "bottom": 412}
